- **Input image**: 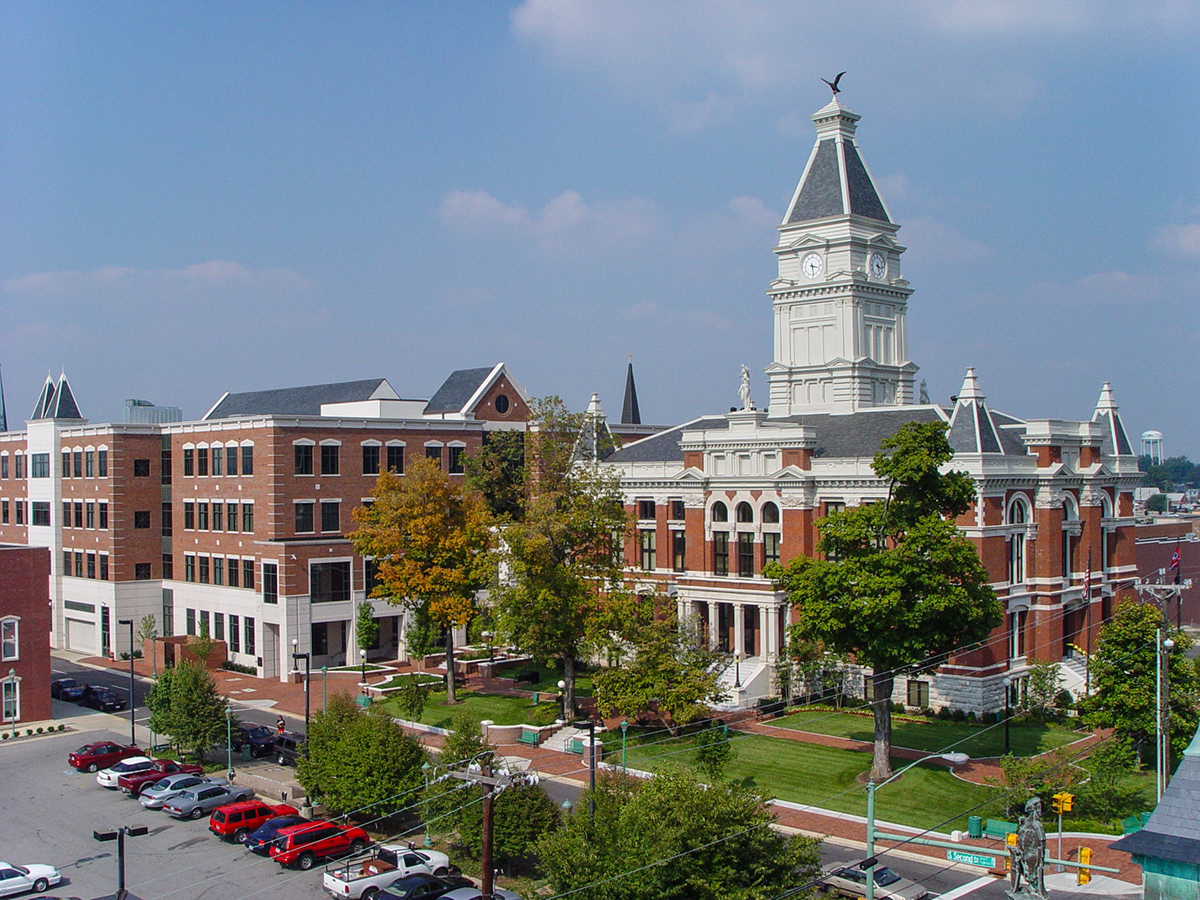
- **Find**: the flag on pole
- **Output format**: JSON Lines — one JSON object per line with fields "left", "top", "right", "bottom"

{"left": 1171, "top": 544, "right": 1181, "bottom": 584}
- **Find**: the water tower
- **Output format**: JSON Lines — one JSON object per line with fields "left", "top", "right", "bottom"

{"left": 1141, "top": 430, "right": 1164, "bottom": 464}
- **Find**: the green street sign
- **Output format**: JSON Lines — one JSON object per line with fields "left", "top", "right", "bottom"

{"left": 946, "top": 850, "right": 997, "bottom": 868}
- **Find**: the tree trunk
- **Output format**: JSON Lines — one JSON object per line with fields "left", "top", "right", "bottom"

{"left": 444, "top": 627, "right": 458, "bottom": 704}
{"left": 870, "top": 668, "right": 894, "bottom": 781}
{"left": 562, "top": 654, "right": 576, "bottom": 720}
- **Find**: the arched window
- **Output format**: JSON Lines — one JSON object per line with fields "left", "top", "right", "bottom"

{"left": 710, "top": 502, "right": 728, "bottom": 523}
{"left": 1061, "top": 498, "right": 1076, "bottom": 577}
{"left": 1006, "top": 495, "right": 1029, "bottom": 585}
{"left": 761, "top": 502, "right": 781, "bottom": 567}
{"left": 736, "top": 502, "right": 754, "bottom": 523}
{"left": 761, "top": 502, "right": 780, "bottom": 524}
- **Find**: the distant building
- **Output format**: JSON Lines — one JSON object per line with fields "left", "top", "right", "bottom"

{"left": 0, "top": 543, "right": 52, "bottom": 726}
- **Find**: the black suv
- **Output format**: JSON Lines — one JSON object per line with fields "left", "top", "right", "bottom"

{"left": 233, "top": 724, "right": 278, "bottom": 758}
{"left": 244, "top": 814, "right": 307, "bottom": 855}
{"left": 81, "top": 685, "right": 128, "bottom": 712}
{"left": 274, "top": 732, "right": 303, "bottom": 767}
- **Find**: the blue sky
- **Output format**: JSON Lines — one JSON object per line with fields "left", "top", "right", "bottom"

{"left": 2, "top": 2, "right": 1198, "bottom": 453}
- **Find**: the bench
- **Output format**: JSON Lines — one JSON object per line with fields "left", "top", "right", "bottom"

{"left": 516, "top": 729, "right": 541, "bottom": 747}
{"left": 983, "top": 819, "right": 1017, "bottom": 840}
{"left": 513, "top": 670, "right": 540, "bottom": 686}
{"left": 565, "top": 738, "right": 584, "bottom": 754}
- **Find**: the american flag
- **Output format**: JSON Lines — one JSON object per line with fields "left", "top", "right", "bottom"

{"left": 1171, "top": 545, "right": 1181, "bottom": 584}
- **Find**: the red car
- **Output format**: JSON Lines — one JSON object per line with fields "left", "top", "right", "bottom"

{"left": 68, "top": 741, "right": 141, "bottom": 773}
{"left": 269, "top": 820, "right": 370, "bottom": 870}
{"left": 117, "top": 759, "right": 205, "bottom": 797}
{"left": 209, "top": 800, "right": 299, "bottom": 843}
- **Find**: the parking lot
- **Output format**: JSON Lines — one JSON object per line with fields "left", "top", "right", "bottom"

{"left": 0, "top": 727, "right": 332, "bottom": 900}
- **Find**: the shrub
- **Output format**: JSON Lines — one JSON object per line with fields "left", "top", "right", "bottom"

{"left": 937, "top": 706, "right": 952, "bottom": 720}
{"left": 2, "top": 733, "right": 7, "bottom": 740}
{"left": 1054, "top": 689, "right": 1074, "bottom": 711}
{"left": 58, "top": 724, "right": 66, "bottom": 731}
{"left": 25, "top": 729, "right": 32, "bottom": 736}
{"left": 951, "top": 708, "right": 967, "bottom": 723}
{"left": 36, "top": 727, "right": 43, "bottom": 734}
{"left": 966, "top": 711, "right": 976, "bottom": 723}
{"left": 220, "top": 660, "right": 257, "bottom": 675}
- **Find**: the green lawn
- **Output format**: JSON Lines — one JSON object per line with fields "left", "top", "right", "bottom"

{"left": 374, "top": 673, "right": 444, "bottom": 691}
{"left": 377, "top": 690, "right": 562, "bottom": 729}
{"left": 775, "top": 708, "right": 1083, "bottom": 758}
{"left": 491, "top": 662, "right": 594, "bottom": 697}
{"left": 601, "top": 727, "right": 996, "bottom": 832}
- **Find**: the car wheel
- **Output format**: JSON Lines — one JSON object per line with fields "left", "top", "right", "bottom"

{"left": 234, "top": 828, "right": 249, "bottom": 843}
{"left": 190, "top": 807, "right": 205, "bottom": 820}
{"left": 362, "top": 889, "right": 379, "bottom": 900}
{"left": 33, "top": 879, "right": 49, "bottom": 893}
{"left": 87, "top": 763, "right": 99, "bottom": 773}
{"left": 297, "top": 851, "right": 315, "bottom": 871}
{"left": 434, "top": 867, "right": 449, "bottom": 877}
{"left": 349, "top": 839, "right": 366, "bottom": 855}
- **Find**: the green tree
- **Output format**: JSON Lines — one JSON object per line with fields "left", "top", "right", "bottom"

{"left": 298, "top": 693, "right": 427, "bottom": 817}
{"left": 1145, "top": 493, "right": 1169, "bottom": 513}
{"left": 147, "top": 659, "right": 229, "bottom": 760}
{"left": 145, "top": 665, "right": 177, "bottom": 745}
{"left": 767, "top": 421, "right": 1003, "bottom": 779}
{"left": 1076, "top": 736, "right": 1139, "bottom": 822}
{"left": 465, "top": 428, "right": 526, "bottom": 522}
{"left": 489, "top": 397, "right": 630, "bottom": 717}
{"left": 351, "top": 456, "right": 493, "bottom": 704}
{"left": 1024, "top": 658, "right": 1065, "bottom": 721}
{"left": 693, "top": 722, "right": 736, "bottom": 781}
{"left": 136, "top": 614, "right": 158, "bottom": 657}
{"left": 393, "top": 676, "right": 433, "bottom": 722}
{"left": 537, "top": 766, "right": 821, "bottom": 900}
{"left": 457, "top": 781, "right": 561, "bottom": 872}
{"left": 355, "top": 600, "right": 379, "bottom": 654}
{"left": 1078, "top": 601, "right": 1199, "bottom": 762}
{"left": 425, "top": 711, "right": 495, "bottom": 838}
{"left": 189, "top": 618, "right": 214, "bottom": 666}
{"left": 986, "top": 747, "right": 1082, "bottom": 820}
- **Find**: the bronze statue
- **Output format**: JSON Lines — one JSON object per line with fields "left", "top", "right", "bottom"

{"left": 1007, "top": 796, "right": 1047, "bottom": 900}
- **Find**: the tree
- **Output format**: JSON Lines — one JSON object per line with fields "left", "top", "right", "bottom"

{"left": 457, "top": 782, "right": 561, "bottom": 872}
{"left": 693, "top": 723, "right": 736, "bottom": 781}
{"left": 145, "top": 659, "right": 230, "bottom": 760}
{"left": 465, "top": 428, "right": 526, "bottom": 522}
{"left": 350, "top": 456, "right": 493, "bottom": 704}
{"left": 355, "top": 600, "right": 379, "bottom": 655}
{"left": 767, "top": 421, "right": 1003, "bottom": 779}
{"left": 1146, "top": 493, "right": 1169, "bottom": 513}
{"left": 1024, "top": 658, "right": 1065, "bottom": 721}
{"left": 1078, "top": 600, "right": 1199, "bottom": 762}
{"left": 392, "top": 675, "right": 433, "bottom": 722}
{"left": 489, "top": 397, "right": 630, "bottom": 717}
{"left": 136, "top": 614, "right": 158, "bottom": 657}
{"left": 190, "top": 618, "right": 214, "bottom": 666}
{"left": 145, "top": 665, "right": 177, "bottom": 743}
{"left": 425, "top": 711, "right": 495, "bottom": 838}
{"left": 298, "top": 693, "right": 427, "bottom": 817}
{"left": 537, "top": 766, "right": 821, "bottom": 900}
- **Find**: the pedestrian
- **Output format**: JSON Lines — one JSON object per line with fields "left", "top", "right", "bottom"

{"left": 276, "top": 715, "right": 285, "bottom": 735}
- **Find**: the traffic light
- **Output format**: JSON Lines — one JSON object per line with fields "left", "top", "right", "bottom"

{"left": 1078, "top": 846, "right": 1092, "bottom": 885}
{"left": 1005, "top": 831, "right": 1017, "bottom": 871}
{"left": 1052, "top": 791, "right": 1074, "bottom": 814}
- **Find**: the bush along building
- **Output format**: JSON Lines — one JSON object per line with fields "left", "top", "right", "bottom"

{"left": 596, "top": 96, "right": 1141, "bottom": 715}
{"left": 0, "top": 365, "right": 530, "bottom": 680}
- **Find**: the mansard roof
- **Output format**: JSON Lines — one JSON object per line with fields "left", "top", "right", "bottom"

{"left": 946, "top": 368, "right": 1007, "bottom": 455}
{"left": 1092, "top": 382, "right": 1134, "bottom": 456}
{"left": 605, "top": 417, "right": 728, "bottom": 464}
{"left": 423, "top": 367, "right": 496, "bottom": 415}
{"left": 204, "top": 378, "right": 398, "bottom": 419}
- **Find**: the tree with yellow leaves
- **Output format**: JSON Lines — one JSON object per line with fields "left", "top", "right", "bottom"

{"left": 350, "top": 456, "right": 492, "bottom": 704}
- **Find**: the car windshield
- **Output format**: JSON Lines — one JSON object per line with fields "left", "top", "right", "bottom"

{"left": 245, "top": 725, "right": 272, "bottom": 740}
{"left": 112, "top": 759, "right": 147, "bottom": 772}
{"left": 874, "top": 869, "right": 901, "bottom": 887}
{"left": 76, "top": 744, "right": 96, "bottom": 754}
{"left": 149, "top": 778, "right": 171, "bottom": 790}
{"left": 12, "top": 867, "right": 29, "bottom": 876}
{"left": 254, "top": 816, "right": 303, "bottom": 839}
{"left": 59, "top": 679, "right": 78, "bottom": 687}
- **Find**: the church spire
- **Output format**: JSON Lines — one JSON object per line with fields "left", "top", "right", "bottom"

{"left": 30, "top": 373, "right": 55, "bottom": 420}
{"left": 0, "top": 365, "right": 7, "bottom": 431}
{"left": 621, "top": 354, "right": 641, "bottom": 425}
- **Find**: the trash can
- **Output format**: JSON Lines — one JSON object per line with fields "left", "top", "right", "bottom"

{"left": 967, "top": 816, "right": 983, "bottom": 839}
{"left": 355, "top": 694, "right": 372, "bottom": 708}
{"left": 241, "top": 745, "right": 252, "bottom": 762}
{"left": 533, "top": 692, "right": 540, "bottom": 704}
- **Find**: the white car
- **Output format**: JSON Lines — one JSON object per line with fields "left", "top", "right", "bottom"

{"left": 96, "top": 755, "right": 154, "bottom": 788}
{"left": 0, "top": 862, "right": 62, "bottom": 896}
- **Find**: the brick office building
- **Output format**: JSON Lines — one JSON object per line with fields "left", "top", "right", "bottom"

{"left": 0, "top": 364, "right": 530, "bottom": 681}
{"left": 598, "top": 97, "right": 1142, "bottom": 713}
{"left": 0, "top": 543, "right": 52, "bottom": 726}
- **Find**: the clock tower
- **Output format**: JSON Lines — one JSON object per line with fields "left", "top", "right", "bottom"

{"left": 765, "top": 96, "right": 918, "bottom": 417}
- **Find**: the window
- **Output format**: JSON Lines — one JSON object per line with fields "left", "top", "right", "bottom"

{"left": 713, "top": 532, "right": 729, "bottom": 576}
{"left": 70, "top": 450, "right": 80, "bottom": 478}
{"left": 87, "top": 502, "right": 96, "bottom": 529}
{"left": 133, "top": 458, "right": 151, "bottom": 477}
{"left": 197, "top": 447, "right": 208, "bottom": 476}
{"left": 87, "top": 553, "right": 96, "bottom": 579}
{"left": 321, "top": 444, "right": 340, "bottom": 475}
{"left": 1, "top": 456, "right": 7, "bottom": 478}
{"left": 295, "top": 444, "right": 314, "bottom": 475}
{"left": 244, "top": 617, "right": 255, "bottom": 655}
{"left": 74, "top": 552, "right": 83, "bottom": 577}
{"left": 386, "top": 444, "right": 404, "bottom": 474}
{"left": 295, "top": 502, "right": 314, "bottom": 533}
{"left": 312, "top": 622, "right": 329, "bottom": 655}
{"left": 15, "top": 501, "right": 23, "bottom": 524}
{"left": 321, "top": 501, "right": 340, "bottom": 533}
{"left": 63, "top": 501, "right": 70, "bottom": 526}
{"left": 86, "top": 450, "right": 94, "bottom": 477}
{"left": 14, "top": 455, "right": 23, "bottom": 479}
{"left": 199, "top": 556, "right": 209, "bottom": 584}
{"left": 711, "top": 502, "right": 728, "bottom": 523}
{"left": 99, "top": 501, "right": 108, "bottom": 529}
{"left": 135, "top": 562, "right": 151, "bottom": 580}
{"left": 185, "top": 607, "right": 196, "bottom": 636}
{"left": 365, "top": 558, "right": 383, "bottom": 596}
{"left": 907, "top": 680, "right": 930, "bottom": 708}
{"left": 184, "top": 502, "right": 195, "bottom": 530}
{"left": 495, "top": 393, "right": 510, "bottom": 414}
{"left": 210, "top": 447, "right": 222, "bottom": 476}
{"left": 31, "top": 502, "right": 50, "bottom": 527}
{"left": 673, "top": 531, "right": 687, "bottom": 572}
{"left": 226, "top": 502, "right": 238, "bottom": 532}
{"left": 243, "top": 559, "right": 255, "bottom": 590}
{"left": 242, "top": 503, "right": 254, "bottom": 533}
{"left": 134, "top": 510, "right": 151, "bottom": 529}
{"left": 74, "top": 502, "right": 83, "bottom": 528}
{"left": 637, "top": 500, "right": 655, "bottom": 520}
{"left": 1007, "top": 498, "right": 1028, "bottom": 585}
{"left": 62, "top": 451, "right": 71, "bottom": 478}
{"left": 161, "top": 447, "right": 172, "bottom": 484}
{"left": 448, "top": 446, "right": 465, "bottom": 474}
{"left": 262, "top": 563, "right": 277, "bottom": 603}
{"left": 213, "top": 557, "right": 224, "bottom": 585}
{"left": 362, "top": 444, "right": 380, "bottom": 475}
{"left": 670, "top": 500, "right": 685, "bottom": 521}
{"left": 212, "top": 502, "right": 223, "bottom": 531}
{"left": 241, "top": 444, "right": 253, "bottom": 475}
{"left": 1, "top": 619, "right": 18, "bottom": 661}
{"left": 229, "top": 614, "right": 240, "bottom": 652}
{"left": 161, "top": 553, "right": 173, "bottom": 580}
{"left": 214, "top": 612, "right": 225, "bottom": 641}
{"left": 2, "top": 501, "right": 8, "bottom": 524}
{"left": 198, "top": 502, "right": 209, "bottom": 530}
{"left": 763, "top": 532, "right": 781, "bottom": 567}
{"left": 737, "top": 532, "right": 754, "bottom": 577}
{"left": 222, "top": 556, "right": 236, "bottom": 587}
{"left": 183, "top": 448, "right": 195, "bottom": 476}
{"left": 30, "top": 453, "right": 50, "bottom": 479}
{"left": 762, "top": 502, "right": 780, "bottom": 524}
{"left": 100, "top": 555, "right": 109, "bottom": 580}
{"left": 425, "top": 445, "right": 442, "bottom": 468}
{"left": 185, "top": 556, "right": 196, "bottom": 583}
{"left": 736, "top": 501, "right": 754, "bottom": 523}
{"left": 161, "top": 502, "right": 172, "bottom": 536}
{"left": 310, "top": 561, "right": 351, "bottom": 603}
{"left": 98, "top": 449, "right": 107, "bottom": 477}
{"left": 2, "top": 679, "right": 18, "bottom": 723}
{"left": 639, "top": 530, "right": 657, "bottom": 570}
{"left": 225, "top": 445, "right": 237, "bottom": 476}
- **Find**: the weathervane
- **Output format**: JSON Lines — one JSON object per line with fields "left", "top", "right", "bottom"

{"left": 821, "top": 72, "right": 846, "bottom": 96}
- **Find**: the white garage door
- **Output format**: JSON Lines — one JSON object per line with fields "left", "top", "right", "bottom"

{"left": 65, "top": 618, "right": 96, "bottom": 655}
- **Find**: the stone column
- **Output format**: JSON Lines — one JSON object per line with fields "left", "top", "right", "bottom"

{"left": 734, "top": 603, "right": 745, "bottom": 657}
{"left": 707, "top": 601, "right": 718, "bottom": 650}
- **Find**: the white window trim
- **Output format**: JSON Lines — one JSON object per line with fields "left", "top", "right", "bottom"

{"left": 424, "top": 441, "right": 444, "bottom": 448}
{"left": 385, "top": 439, "right": 406, "bottom": 447}
{"left": 319, "top": 439, "right": 342, "bottom": 447}
{"left": 1, "top": 617, "right": 19, "bottom": 662}
{"left": 447, "top": 440, "right": 467, "bottom": 448}
{"left": 361, "top": 439, "right": 382, "bottom": 447}
{"left": 293, "top": 438, "right": 316, "bottom": 446}
{"left": 239, "top": 439, "right": 254, "bottom": 447}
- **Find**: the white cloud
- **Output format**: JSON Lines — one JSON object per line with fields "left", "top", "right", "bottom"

{"left": 900, "top": 217, "right": 994, "bottom": 266}
{"left": 1152, "top": 223, "right": 1200, "bottom": 258}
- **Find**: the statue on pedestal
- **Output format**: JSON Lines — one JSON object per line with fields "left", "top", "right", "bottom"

{"left": 1007, "top": 797, "right": 1047, "bottom": 900}
{"left": 739, "top": 365, "right": 753, "bottom": 410}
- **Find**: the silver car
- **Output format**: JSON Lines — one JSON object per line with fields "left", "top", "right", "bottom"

{"left": 161, "top": 782, "right": 254, "bottom": 820}
{"left": 138, "top": 773, "right": 215, "bottom": 809}
{"left": 822, "top": 866, "right": 930, "bottom": 900}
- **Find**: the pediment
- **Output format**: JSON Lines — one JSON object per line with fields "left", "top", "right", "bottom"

{"left": 785, "top": 234, "right": 829, "bottom": 251}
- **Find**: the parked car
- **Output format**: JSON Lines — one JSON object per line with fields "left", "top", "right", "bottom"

{"left": 79, "top": 685, "right": 127, "bottom": 712}
{"left": 49, "top": 678, "right": 86, "bottom": 701}
{"left": 68, "top": 741, "right": 141, "bottom": 773}
{"left": 138, "top": 773, "right": 215, "bottom": 809}
{"left": 274, "top": 732, "right": 303, "bottom": 766}
{"left": 96, "top": 756, "right": 154, "bottom": 789}
{"left": 119, "top": 759, "right": 205, "bottom": 797}
{"left": 161, "top": 782, "right": 254, "bottom": 820}
{"left": 0, "top": 862, "right": 62, "bottom": 896}
{"left": 377, "top": 874, "right": 475, "bottom": 900}
{"left": 269, "top": 820, "right": 370, "bottom": 870}
{"left": 209, "top": 800, "right": 298, "bottom": 843}
{"left": 245, "top": 814, "right": 308, "bottom": 855}
{"left": 822, "top": 866, "right": 931, "bottom": 900}
{"left": 322, "top": 845, "right": 452, "bottom": 899}
{"left": 230, "top": 724, "right": 278, "bottom": 758}
{"left": 437, "top": 889, "right": 521, "bottom": 900}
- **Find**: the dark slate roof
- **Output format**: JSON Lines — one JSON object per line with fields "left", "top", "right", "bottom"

{"left": 787, "top": 138, "right": 890, "bottom": 225}
{"left": 205, "top": 378, "right": 393, "bottom": 419}
{"left": 1096, "top": 409, "right": 1134, "bottom": 456}
{"left": 948, "top": 400, "right": 1005, "bottom": 455}
{"left": 50, "top": 376, "right": 83, "bottom": 419}
{"left": 843, "top": 142, "right": 890, "bottom": 222}
{"left": 1111, "top": 725, "right": 1200, "bottom": 866}
{"left": 30, "top": 376, "right": 55, "bottom": 420}
{"left": 0, "top": 366, "right": 8, "bottom": 431}
{"left": 424, "top": 367, "right": 494, "bottom": 415}
{"left": 621, "top": 362, "right": 641, "bottom": 425}
{"left": 989, "top": 412, "right": 1031, "bottom": 456}
{"left": 605, "top": 417, "right": 728, "bottom": 463}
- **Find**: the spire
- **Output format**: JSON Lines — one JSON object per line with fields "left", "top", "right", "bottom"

{"left": 576, "top": 393, "right": 617, "bottom": 462}
{"left": 621, "top": 355, "right": 641, "bottom": 425}
{"left": 50, "top": 372, "right": 83, "bottom": 419}
{"left": 30, "top": 373, "right": 55, "bottom": 420}
{"left": 0, "top": 365, "right": 7, "bottom": 431}
{"left": 947, "top": 368, "right": 1004, "bottom": 455}
{"left": 1092, "top": 382, "right": 1134, "bottom": 456}
{"left": 957, "top": 367, "right": 985, "bottom": 401}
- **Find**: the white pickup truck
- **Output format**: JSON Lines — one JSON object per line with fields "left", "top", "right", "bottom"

{"left": 322, "top": 845, "right": 452, "bottom": 900}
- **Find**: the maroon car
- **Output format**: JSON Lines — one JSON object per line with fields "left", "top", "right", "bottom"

{"left": 118, "top": 759, "right": 205, "bottom": 796}
{"left": 68, "top": 741, "right": 142, "bottom": 773}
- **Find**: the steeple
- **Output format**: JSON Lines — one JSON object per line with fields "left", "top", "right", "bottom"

{"left": 0, "top": 365, "right": 7, "bottom": 432}
{"left": 947, "top": 368, "right": 1004, "bottom": 454}
{"left": 30, "top": 373, "right": 56, "bottom": 420}
{"left": 577, "top": 393, "right": 617, "bottom": 461}
{"left": 766, "top": 93, "right": 917, "bottom": 418}
{"left": 1092, "top": 382, "right": 1134, "bottom": 457}
{"left": 50, "top": 372, "right": 84, "bottom": 420}
{"left": 621, "top": 355, "right": 641, "bottom": 425}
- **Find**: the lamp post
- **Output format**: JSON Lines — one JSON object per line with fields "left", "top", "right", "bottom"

{"left": 117, "top": 618, "right": 136, "bottom": 747}
{"left": 733, "top": 650, "right": 744, "bottom": 689}
{"left": 225, "top": 708, "right": 235, "bottom": 781}
{"left": 1156, "top": 630, "right": 1175, "bottom": 801}
{"left": 557, "top": 679, "right": 567, "bottom": 721}
{"left": 360, "top": 648, "right": 367, "bottom": 692}
{"left": 482, "top": 630, "right": 494, "bottom": 665}
{"left": 291, "top": 638, "right": 311, "bottom": 744}
{"left": 422, "top": 761, "right": 433, "bottom": 847}
{"left": 93, "top": 824, "right": 148, "bottom": 900}
{"left": 620, "top": 719, "right": 629, "bottom": 770}
{"left": 1002, "top": 676, "right": 1012, "bottom": 757}
{"left": 865, "top": 753, "right": 969, "bottom": 900}
{"left": 321, "top": 665, "right": 328, "bottom": 711}
{"left": 6, "top": 668, "right": 15, "bottom": 739}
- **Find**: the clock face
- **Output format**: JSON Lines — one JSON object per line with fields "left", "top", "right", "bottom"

{"left": 870, "top": 252, "right": 886, "bottom": 278}
{"left": 801, "top": 253, "right": 824, "bottom": 279}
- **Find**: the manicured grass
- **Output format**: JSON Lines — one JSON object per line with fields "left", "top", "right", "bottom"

{"left": 378, "top": 690, "right": 562, "bottom": 729}
{"left": 491, "top": 662, "right": 594, "bottom": 697}
{"left": 776, "top": 707, "right": 1083, "bottom": 758}
{"left": 374, "top": 673, "right": 444, "bottom": 691}
{"left": 602, "top": 727, "right": 996, "bottom": 832}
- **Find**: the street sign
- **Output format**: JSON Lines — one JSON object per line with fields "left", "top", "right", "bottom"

{"left": 946, "top": 850, "right": 998, "bottom": 868}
